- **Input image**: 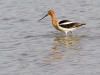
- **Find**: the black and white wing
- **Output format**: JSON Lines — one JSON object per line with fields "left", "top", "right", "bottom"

{"left": 59, "top": 20, "right": 85, "bottom": 28}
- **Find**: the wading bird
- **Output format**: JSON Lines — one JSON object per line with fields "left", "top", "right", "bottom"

{"left": 39, "top": 10, "right": 86, "bottom": 35}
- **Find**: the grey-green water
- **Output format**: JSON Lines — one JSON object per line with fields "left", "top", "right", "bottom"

{"left": 0, "top": 0, "right": 100, "bottom": 75}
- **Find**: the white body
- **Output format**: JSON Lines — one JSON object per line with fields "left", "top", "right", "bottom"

{"left": 57, "top": 20, "right": 76, "bottom": 34}
{"left": 58, "top": 25, "right": 76, "bottom": 34}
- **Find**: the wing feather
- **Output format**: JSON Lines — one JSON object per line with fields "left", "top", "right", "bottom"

{"left": 59, "top": 20, "right": 71, "bottom": 24}
{"left": 59, "top": 22, "right": 81, "bottom": 28}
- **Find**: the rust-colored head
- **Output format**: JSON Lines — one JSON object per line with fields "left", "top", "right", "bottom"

{"left": 38, "top": 10, "right": 55, "bottom": 21}
{"left": 48, "top": 10, "right": 55, "bottom": 16}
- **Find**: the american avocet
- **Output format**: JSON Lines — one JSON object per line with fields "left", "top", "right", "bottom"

{"left": 39, "top": 10, "right": 86, "bottom": 34}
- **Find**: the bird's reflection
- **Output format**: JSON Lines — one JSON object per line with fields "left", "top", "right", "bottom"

{"left": 45, "top": 35, "right": 82, "bottom": 63}
{"left": 53, "top": 35, "right": 82, "bottom": 50}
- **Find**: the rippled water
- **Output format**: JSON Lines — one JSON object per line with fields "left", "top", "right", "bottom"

{"left": 0, "top": 0, "right": 100, "bottom": 75}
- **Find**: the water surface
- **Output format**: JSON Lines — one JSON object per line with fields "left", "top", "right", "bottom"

{"left": 0, "top": 0, "right": 100, "bottom": 75}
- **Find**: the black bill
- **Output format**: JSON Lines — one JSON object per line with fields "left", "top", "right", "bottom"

{"left": 38, "top": 14, "right": 48, "bottom": 21}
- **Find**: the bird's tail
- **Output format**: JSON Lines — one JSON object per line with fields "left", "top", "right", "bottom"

{"left": 81, "top": 23, "right": 86, "bottom": 25}
{"left": 77, "top": 23, "right": 86, "bottom": 27}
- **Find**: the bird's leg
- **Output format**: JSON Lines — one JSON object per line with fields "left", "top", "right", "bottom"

{"left": 65, "top": 31, "right": 68, "bottom": 35}
{"left": 70, "top": 31, "right": 72, "bottom": 34}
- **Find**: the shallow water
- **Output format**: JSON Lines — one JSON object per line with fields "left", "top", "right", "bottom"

{"left": 0, "top": 0, "right": 100, "bottom": 75}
